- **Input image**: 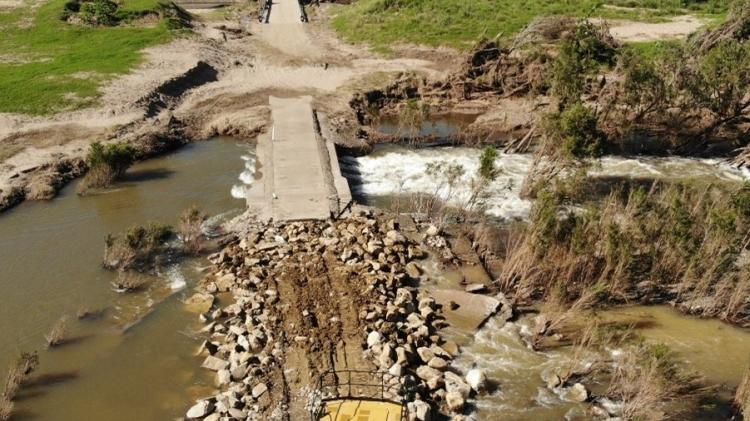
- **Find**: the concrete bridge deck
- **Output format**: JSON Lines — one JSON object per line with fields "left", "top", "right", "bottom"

{"left": 246, "top": 96, "right": 351, "bottom": 221}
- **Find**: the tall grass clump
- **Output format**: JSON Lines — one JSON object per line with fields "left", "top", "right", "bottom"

{"left": 77, "top": 142, "right": 136, "bottom": 195}
{"left": 607, "top": 343, "right": 705, "bottom": 419}
{"left": 44, "top": 316, "right": 69, "bottom": 348}
{"left": 498, "top": 181, "right": 750, "bottom": 326}
{"left": 736, "top": 367, "right": 750, "bottom": 419}
{"left": 179, "top": 205, "right": 207, "bottom": 255}
{"left": 1, "top": 351, "right": 39, "bottom": 420}
{"left": 103, "top": 221, "right": 173, "bottom": 271}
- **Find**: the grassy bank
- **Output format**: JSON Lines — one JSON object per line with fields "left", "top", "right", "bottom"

{"left": 0, "top": 0, "right": 174, "bottom": 115}
{"left": 331, "top": 0, "right": 728, "bottom": 51}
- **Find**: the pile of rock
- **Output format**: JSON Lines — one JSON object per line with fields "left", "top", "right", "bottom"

{"left": 184, "top": 209, "right": 486, "bottom": 420}
{"left": 352, "top": 223, "right": 487, "bottom": 420}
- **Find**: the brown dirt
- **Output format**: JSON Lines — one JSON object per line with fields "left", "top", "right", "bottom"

{"left": 598, "top": 15, "right": 707, "bottom": 42}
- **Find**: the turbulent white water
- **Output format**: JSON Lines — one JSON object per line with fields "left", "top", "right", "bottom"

{"left": 231, "top": 152, "right": 257, "bottom": 199}
{"left": 341, "top": 146, "right": 749, "bottom": 219}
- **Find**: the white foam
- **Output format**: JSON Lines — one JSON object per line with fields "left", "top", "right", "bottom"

{"left": 165, "top": 266, "right": 187, "bottom": 291}
{"left": 347, "top": 146, "right": 750, "bottom": 219}
{"left": 231, "top": 185, "right": 246, "bottom": 199}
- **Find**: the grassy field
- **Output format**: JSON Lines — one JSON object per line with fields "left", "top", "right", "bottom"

{"left": 331, "top": 0, "right": 729, "bottom": 51}
{"left": 0, "top": 0, "right": 173, "bottom": 115}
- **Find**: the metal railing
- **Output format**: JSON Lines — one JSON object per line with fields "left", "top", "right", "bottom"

{"left": 310, "top": 369, "right": 409, "bottom": 421}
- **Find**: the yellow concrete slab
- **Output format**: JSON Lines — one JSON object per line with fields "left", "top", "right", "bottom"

{"left": 318, "top": 400, "right": 403, "bottom": 421}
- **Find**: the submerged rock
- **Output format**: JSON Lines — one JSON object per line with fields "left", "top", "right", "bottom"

{"left": 185, "top": 293, "right": 215, "bottom": 314}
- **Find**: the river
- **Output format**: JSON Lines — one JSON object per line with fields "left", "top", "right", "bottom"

{"left": 0, "top": 137, "right": 255, "bottom": 420}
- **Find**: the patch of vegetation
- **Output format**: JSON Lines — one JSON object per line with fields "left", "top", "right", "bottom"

{"left": 0, "top": 0, "right": 178, "bottom": 115}
{"left": 77, "top": 141, "right": 136, "bottom": 194}
{"left": 331, "top": 0, "right": 727, "bottom": 51}
{"left": 606, "top": 342, "right": 706, "bottom": 419}
{"left": 498, "top": 180, "right": 750, "bottom": 325}
{"left": 179, "top": 205, "right": 207, "bottom": 255}
{"left": 103, "top": 221, "right": 174, "bottom": 271}
{"left": 1, "top": 351, "right": 39, "bottom": 421}
{"left": 44, "top": 316, "right": 69, "bottom": 348}
{"left": 545, "top": 102, "right": 605, "bottom": 159}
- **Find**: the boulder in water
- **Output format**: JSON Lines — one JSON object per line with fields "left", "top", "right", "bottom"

{"left": 466, "top": 368, "right": 487, "bottom": 393}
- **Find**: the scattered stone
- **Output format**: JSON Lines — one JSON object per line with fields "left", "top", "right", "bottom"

{"left": 185, "top": 293, "right": 215, "bottom": 314}
{"left": 446, "top": 390, "right": 465, "bottom": 412}
{"left": 466, "top": 369, "right": 487, "bottom": 393}
{"left": 464, "top": 283, "right": 487, "bottom": 293}
{"left": 202, "top": 355, "right": 228, "bottom": 371}
{"left": 252, "top": 382, "right": 268, "bottom": 399}
{"left": 565, "top": 383, "right": 588, "bottom": 402}
{"left": 186, "top": 400, "right": 214, "bottom": 419}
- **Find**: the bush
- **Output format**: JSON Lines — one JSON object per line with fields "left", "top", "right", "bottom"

{"left": 499, "top": 180, "right": 750, "bottom": 324}
{"left": 546, "top": 102, "right": 604, "bottom": 159}
{"left": 686, "top": 39, "right": 750, "bottom": 126}
{"left": 78, "top": 142, "right": 136, "bottom": 194}
{"left": 80, "top": 0, "right": 120, "bottom": 26}
{"left": 103, "top": 222, "right": 174, "bottom": 271}
{"left": 2, "top": 351, "right": 39, "bottom": 403}
{"left": 45, "top": 316, "right": 69, "bottom": 348}
{"left": 551, "top": 20, "right": 619, "bottom": 108}
{"left": 179, "top": 205, "right": 207, "bottom": 255}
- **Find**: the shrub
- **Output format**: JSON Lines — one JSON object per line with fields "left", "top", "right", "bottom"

{"left": 686, "top": 39, "right": 750, "bottom": 129}
{"left": 156, "top": 2, "right": 193, "bottom": 30}
{"left": 478, "top": 146, "right": 499, "bottom": 181}
{"left": 78, "top": 142, "right": 136, "bottom": 194}
{"left": 112, "top": 272, "right": 148, "bottom": 292}
{"left": 80, "top": 0, "right": 119, "bottom": 26}
{"left": 607, "top": 343, "right": 704, "bottom": 419}
{"left": 2, "top": 351, "right": 39, "bottom": 402}
{"left": 546, "top": 102, "right": 604, "bottom": 159}
{"left": 103, "top": 222, "right": 174, "bottom": 271}
{"left": 60, "top": 0, "right": 81, "bottom": 20}
{"left": 45, "top": 316, "right": 69, "bottom": 348}
{"left": 551, "top": 20, "right": 618, "bottom": 108}
{"left": 179, "top": 205, "right": 207, "bottom": 255}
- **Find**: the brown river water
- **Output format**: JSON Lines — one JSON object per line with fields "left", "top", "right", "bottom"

{"left": 0, "top": 137, "right": 254, "bottom": 420}
{"left": 422, "top": 261, "right": 750, "bottom": 420}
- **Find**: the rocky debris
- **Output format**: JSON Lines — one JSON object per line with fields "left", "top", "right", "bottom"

{"left": 465, "top": 369, "right": 487, "bottom": 393}
{"left": 464, "top": 283, "right": 486, "bottom": 293}
{"left": 185, "top": 293, "right": 215, "bottom": 314}
{"left": 186, "top": 209, "right": 488, "bottom": 419}
{"left": 431, "top": 289, "right": 503, "bottom": 330}
{"left": 186, "top": 399, "right": 214, "bottom": 419}
{"left": 564, "top": 383, "right": 588, "bottom": 403}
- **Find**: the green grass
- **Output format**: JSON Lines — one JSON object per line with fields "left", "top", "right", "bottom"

{"left": 0, "top": 0, "right": 174, "bottom": 115}
{"left": 331, "top": 0, "right": 729, "bottom": 51}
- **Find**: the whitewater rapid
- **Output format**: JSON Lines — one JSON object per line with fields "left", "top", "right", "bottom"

{"left": 231, "top": 152, "right": 257, "bottom": 199}
{"left": 340, "top": 146, "right": 749, "bottom": 219}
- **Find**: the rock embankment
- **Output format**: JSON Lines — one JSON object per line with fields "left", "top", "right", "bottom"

{"left": 184, "top": 208, "right": 487, "bottom": 420}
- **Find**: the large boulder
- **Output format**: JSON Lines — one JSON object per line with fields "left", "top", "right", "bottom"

{"left": 446, "top": 391, "right": 466, "bottom": 412}
{"left": 186, "top": 399, "right": 214, "bottom": 419}
{"left": 201, "top": 355, "right": 228, "bottom": 371}
{"left": 564, "top": 383, "right": 588, "bottom": 402}
{"left": 185, "top": 293, "right": 215, "bottom": 314}
{"left": 466, "top": 369, "right": 487, "bottom": 393}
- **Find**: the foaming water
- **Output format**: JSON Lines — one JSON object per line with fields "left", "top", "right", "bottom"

{"left": 342, "top": 145, "right": 749, "bottom": 219}
{"left": 232, "top": 152, "right": 257, "bottom": 199}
